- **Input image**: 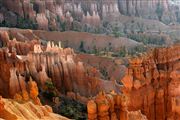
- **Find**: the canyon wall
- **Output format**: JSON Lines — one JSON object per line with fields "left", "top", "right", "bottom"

{"left": 87, "top": 91, "right": 148, "bottom": 120}
{"left": 0, "top": 29, "right": 180, "bottom": 119}
{"left": 0, "top": 0, "right": 179, "bottom": 31}
{"left": 0, "top": 31, "right": 121, "bottom": 103}
{"left": 122, "top": 45, "right": 180, "bottom": 120}
{"left": 88, "top": 44, "right": 180, "bottom": 120}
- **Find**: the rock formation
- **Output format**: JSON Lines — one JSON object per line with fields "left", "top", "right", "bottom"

{"left": 87, "top": 91, "right": 148, "bottom": 120}
{"left": 36, "top": 13, "right": 49, "bottom": 30}
{"left": 0, "top": 47, "right": 27, "bottom": 98}
{"left": 82, "top": 11, "right": 101, "bottom": 27}
{"left": 27, "top": 41, "right": 102, "bottom": 98}
{"left": 119, "top": 45, "right": 180, "bottom": 120}
{"left": 0, "top": 96, "right": 69, "bottom": 120}
{"left": 0, "top": 31, "right": 40, "bottom": 55}
{"left": 0, "top": 31, "right": 122, "bottom": 103}
{"left": 1, "top": 0, "right": 180, "bottom": 30}
{"left": 88, "top": 44, "right": 180, "bottom": 120}
{"left": 0, "top": 29, "right": 179, "bottom": 119}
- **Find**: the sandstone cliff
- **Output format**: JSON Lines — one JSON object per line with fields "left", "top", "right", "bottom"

{"left": 0, "top": 31, "right": 121, "bottom": 103}
{"left": 87, "top": 44, "right": 180, "bottom": 120}
{"left": 0, "top": 28, "right": 180, "bottom": 120}
{"left": 120, "top": 45, "right": 180, "bottom": 120}
{"left": 0, "top": 96, "right": 69, "bottom": 120}
{"left": 0, "top": 0, "right": 179, "bottom": 32}
{"left": 87, "top": 91, "right": 148, "bottom": 120}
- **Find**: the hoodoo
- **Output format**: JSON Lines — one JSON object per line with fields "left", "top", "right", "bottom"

{"left": 0, "top": 0, "right": 180, "bottom": 119}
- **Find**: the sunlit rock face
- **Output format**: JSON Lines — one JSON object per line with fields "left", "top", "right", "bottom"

{"left": 0, "top": 31, "right": 122, "bottom": 103}
{"left": 0, "top": 31, "right": 71, "bottom": 119}
{"left": 0, "top": 96, "right": 70, "bottom": 120}
{"left": 0, "top": 47, "right": 27, "bottom": 98}
{"left": 87, "top": 44, "right": 180, "bottom": 120}
{"left": 120, "top": 45, "right": 180, "bottom": 120}
{"left": 27, "top": 41, "right": 119, "bottom": 98}
{"left": 0, "top": 31, "right": 40, "bottom": 55}
{"left": 87, "top": 91, "right": 148, "bottom": 120}
{"left": 0, "top": 29, "right": 179, "bottom": 120}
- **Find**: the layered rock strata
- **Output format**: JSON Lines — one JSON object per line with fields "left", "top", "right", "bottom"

{"left": 1, "top": 0, "right": 180, "bottom": 30}
{"left": 120, "top": 45, "right": 180, "bottom": 120}
{"left": 0, "top": 31, "right": 120, "bottom": 103}
{"left": 0, "top": 96, "right": 69, "bottom": 120}
{"left": 87, "top": 91, "right": 148, "bottom": 120}
{"left": 88, "top": 44, "right": 180, "bottom": 120}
